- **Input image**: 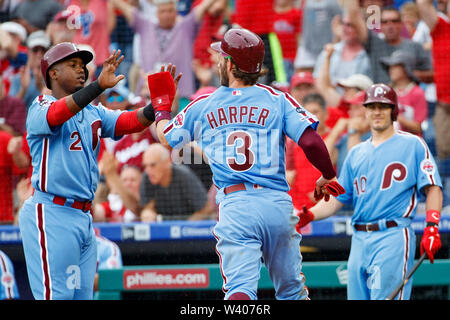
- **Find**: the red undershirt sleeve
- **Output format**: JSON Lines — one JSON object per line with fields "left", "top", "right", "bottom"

{"left": 114, "top": 110, "right": 147, "bottom": 136}
{"left": 46, "top": 98, "right": 75, "bottom": 127}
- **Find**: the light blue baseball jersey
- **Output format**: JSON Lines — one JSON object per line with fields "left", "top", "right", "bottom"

{"left": 0, "top": 250, "right": 19, "bottom": 300}
{"left": 96, "top": 236, "right": 123, "bottom": 270}
{"left": 26, "top": 95, "right": 123, "bottom": 201}
{"left": 163, "top": 84, "right": 318, "bottom": 191}
{"left": 337, "top": 131, "right": 442, "bottom": 224}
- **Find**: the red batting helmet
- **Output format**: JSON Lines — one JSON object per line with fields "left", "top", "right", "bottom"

{"left": 41, "top": 42, "right": 93, "bottom": 89}
{"left": 363, "top": 83, "right": 399, "bottom": 121}
{"left": 210, "top": 28, "right": 265, "bottom": 74}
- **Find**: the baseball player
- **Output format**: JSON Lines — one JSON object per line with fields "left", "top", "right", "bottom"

{"left": 0, "top": 250, "right": 19, "bottom": 300}
{"left": 297, "top": 83, "right": 443, "bottom": 300}
{"left": 148, "top": 28, "right": 345, "bottom": 300}
{"left": 94, "top": 232, "right": 123, "bottom": 293}
{"left": 18, "top": 42, "right": 179, "bottom": 300}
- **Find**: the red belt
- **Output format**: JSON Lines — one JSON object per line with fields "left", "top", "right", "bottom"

{"left": 354, "top": 220, "right": 398, "bottom": 232}
{"left": 53, "top": 195, "right": 92, "bottom": 212}
{"left": 223, "top": 183, "right": 261, "bottom": 195}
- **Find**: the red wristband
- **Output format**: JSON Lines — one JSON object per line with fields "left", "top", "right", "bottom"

{"left": 426, "top": 210, "right": 441, "bottom": 226}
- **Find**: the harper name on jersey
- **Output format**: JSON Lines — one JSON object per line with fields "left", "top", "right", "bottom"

{"left": 205, "top": 105, "right": 271, "bottom": 129}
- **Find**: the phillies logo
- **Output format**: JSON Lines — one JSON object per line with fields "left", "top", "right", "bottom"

{"left": 173, "top": 113, "right": 184, "bottom": 128}
{"left": 374, "top": 86, "right": 385, "bottom": 97}
{"left": 420, "top": 159, "right": 435, "bottom": 175}
{"left": 381, "top": 162, "right": 407, "bottom": 190}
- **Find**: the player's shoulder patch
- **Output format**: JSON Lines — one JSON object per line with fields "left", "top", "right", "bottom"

{"left": 36, "top": 95, "right": 55, "bottom": 110}
{"left": 173, "top": 113, "right": 185, "bottom": 128}
{"left": 420, "top": 159, "right": 436, "bottom": 175}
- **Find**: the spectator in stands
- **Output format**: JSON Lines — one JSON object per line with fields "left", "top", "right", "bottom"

{"left": 0, "top": 21, "right": 28, "bottom": 95}
{"left": 289, "top": 71, "right": 316, "bottom": 104}
{"left": 11, "top": 0, "right": 62, "bottom": 34}
{"left": 0, "top": 0, "right": 21, "bottom": 23}
{"left": 231, "top": 0, "right": 276, "bottom": 84}
{"left": 93, "top": 232, "right": 123, "bottom": 293}
{"left": 417, "top": 0, "right": 450, "bottom": 161}
{"left": 111, "top": 0, "right": 218, "bottom": 112}
{"left": 0, "top": 75, "right": 26, "bottom": 137}
{"left": 324, "top": 91, "right": 371, "bottom": 175}
{"left": 273, "top": 0, "right": 303, "bottom": 82}
{"left": 95, "top": 152, "right": 142, "bottom": 222}
{"left": 294, "top": 0, "right": 342, "bottom": 73}
{"left": 9, "top": 30, "right": 50, "bottom": 109}
{"left": 139, "top": 143, "right": 212, "bottom": 222}
{"left": 346, "top": 0, "right": 433, "bottom": 84}
{"left": 313, "top": 14, "right": 372, "bottom": 88}
{"left": 192, "top": 0, "right": 229, "bottom": 88}
{"left": 287, "top": 93, "right": 332, "bottom": 211}
{"left": 0, "top": 249, "right": 19, "bottom": 299}
{"left": 315, "top": 42, "right": 373, "bottom": 131}
{"left": 46, "top": 8, "right": 77, "bottom": 44}
{"left": 0, "top": 118, "right": 30, "bottom": 224}
{"left": 110, "top": 0, "right": 138, "bottom": 88}
{"left": 380, "top": 49, "right": 428, "bottom": 135}
{"left": 68, "top": 0, "right": 116, "bottom": 77}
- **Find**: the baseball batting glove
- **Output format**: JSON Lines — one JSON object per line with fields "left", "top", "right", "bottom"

{"left": 420, "top": 225, "right": 441, "bottom": 263}
{"left": 314, "top": 180, "right": 345, "bottom": 202}
{"left": 147, "top": 71, "right": 176, "bottom": 123}
{"left": 296, "top": 206, "right": 315, "bottom": 234}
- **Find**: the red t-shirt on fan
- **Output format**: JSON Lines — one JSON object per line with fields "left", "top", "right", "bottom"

{"left": 430, "top": 16, "right": 450, "bottom": 105}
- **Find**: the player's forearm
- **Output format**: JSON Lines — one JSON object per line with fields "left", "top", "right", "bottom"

{"left": 114, "top": 104, "right": 155, "bottom": 136}
{"left": 425, "top": 185, "right": 443, "bottom": 213}
{"left": 310, "top": 196, "right": 343, "bottom": 221}
{"left": 298, "top": 127, "right": 336, "bottom": 180}
{"left": 47, "top": 80, "right": 105, "bottom": 126}
{"left": 156, "top": 119, "right": 172, "bottom": 150}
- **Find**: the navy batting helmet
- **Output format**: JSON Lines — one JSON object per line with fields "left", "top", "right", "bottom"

{"left": 41, "top": 42, "right": 93, "bottom": 89}
{"left": 210, "top": 28, "right": 265, "bottom": 74}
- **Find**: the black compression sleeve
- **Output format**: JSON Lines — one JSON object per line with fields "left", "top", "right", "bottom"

{"left": 72, "top": 80, "right": 104, "bottom": 109}
{"left": 142, "top": 103, "right": 155, "bottom": 122}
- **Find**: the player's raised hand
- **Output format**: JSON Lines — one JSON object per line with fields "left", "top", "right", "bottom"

{"left": 147, "top": 63, "right": 182, "bottom": 118}
{"left": 159, "top": 63, "right": 183, "bottom": 91}
{"left": 98, "top": 49, "right": 125, "bottom": 89}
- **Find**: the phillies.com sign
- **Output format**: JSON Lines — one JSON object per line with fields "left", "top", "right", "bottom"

{"left": 124, "top": 268, "right": 210, "bottom": 290}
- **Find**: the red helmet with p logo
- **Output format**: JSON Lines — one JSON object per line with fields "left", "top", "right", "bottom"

{"left": 363, "top": 83, "right": 399, "bottom": 121}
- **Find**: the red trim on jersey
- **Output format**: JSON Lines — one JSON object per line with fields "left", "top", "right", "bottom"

{"left": 114, "top": 110, "right": 147, "bottom": 136}
{"left": 403, "top": 188, "right": 416, "bottom": 218}
{"left": 212, "top": 229, "right": 228, "bottom": 294}
{"left": 163, "top": 95, "right": 210, "bottom": 135}
{"left": 399, "top": 228, "right": 410, "bottom": 300}
{"left": 0, "top": 252, "right": 13, "bottom": 299}
{"left": 46, "top": 98, "right": 75, "bottom": 127}
{"left": 255, "top": 83, "right": 280, "bottom": 96}
{"left": 40, "top": 138, "right": 49, "bottom": 192}
{"left": 37, "top": 203, "right": 52, "bottom": 300}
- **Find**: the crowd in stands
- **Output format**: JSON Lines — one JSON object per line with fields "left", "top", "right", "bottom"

{"left": 0, "top": 0, "right": 449, "bottom": 226}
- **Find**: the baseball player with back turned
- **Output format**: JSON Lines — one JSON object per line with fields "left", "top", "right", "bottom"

{"left": 297, "top": 83, "right": 443, "bottom": 300}
{"left": 148, "top": 28, "right": 345, "bottom": 300}
{"left": 18, "top": 42, "right": 180, "bottom": 300}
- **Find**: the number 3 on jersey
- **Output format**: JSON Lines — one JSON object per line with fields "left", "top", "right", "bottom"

{"left": 226, "top": 130, "right": 255, "bottom": 172}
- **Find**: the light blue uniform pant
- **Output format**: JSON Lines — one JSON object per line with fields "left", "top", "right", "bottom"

{"left": 213, "top": 185, "right": 308, "bottom": 300}
{"left": 19, "top": 192, "right": 97, "bottom": 300}
{"left": 347, "top": 225, "right": 416, "bottom": 300}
